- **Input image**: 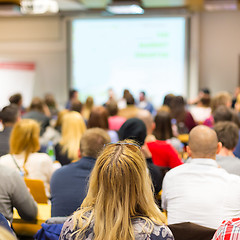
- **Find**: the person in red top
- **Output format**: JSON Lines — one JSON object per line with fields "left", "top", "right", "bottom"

{"left": 147, "top": 141, "right": 182, "bottom": 168}
{"left": 136, "top": 110, "right": 183, "bottom": 169}
{"left": 212, "top": 218, "right": 240, "bottom": 240}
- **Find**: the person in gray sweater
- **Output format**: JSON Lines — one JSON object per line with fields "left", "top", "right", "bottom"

{"left": 214, "top": 121, "right": 240, "bottom": 176}
{"left": 0, "top": 165, "right": 38, "bottom": 223}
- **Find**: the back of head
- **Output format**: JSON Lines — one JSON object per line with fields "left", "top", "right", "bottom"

{"left": 0, "top": 104, "right": 19, "bottom": 125}
{"left": 163, "top": 94, "right": 175, "bottom": 107}
{"left": 9, "top": 93, "right": 22, "bottom": 106}
{"left": 106, "top": 100, "right": 118, "bottom": 116}
{"left": 60, "top": 111, "right": 86, "bottom": 160}
{"left": 87, "top": 106, "right": 109, "bottom": 129}
{"left": 85, "top": 96, "right": 94, "bottom": 109}
{"left": 70, "top": 100, "right": 83, "bottom": 113}
{"left": 213, "top": 105, "right": 233, "bottom": 123}
{"left": 136, "top": 109, "right": 154, "bottom": 135}
{"left": 44, "top": 93, "right": 57, "bottom": 108}
{"left": 188, "top": 125, "right": 219, "bottom": 159}
{"left": 153, "top": 110, "right": 173, "bottom": 140}
{"left": 119, "top": 118, "right": 146, "bottom": 146}
{"left": 10, "top": 119, "right": 40, "bottom": 155}
{"left": 29, "top": 97, "right": 44, "bottom": 112}
{"left": 199, "top": 95, "right": 211, "bottom": 107}
{"left": 126, "top": 93, "right": 135, "bottom": 105}
{"left": 214, "top": 121, "right": 239, "bottom": 150}
{"left": 211, "top": 91, "right": 232, "bottom": 112}
{"left": 80, "top": 128, "right": 111, "bottom": 159}
{"left": 75, "top": 140, "right": 165, "bottom": 240}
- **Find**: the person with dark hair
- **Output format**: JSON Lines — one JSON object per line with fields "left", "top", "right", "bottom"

{"left": 65, "top": 89, "right": 79, "bottom": 110}
{"left": 163, "top": 94, "right": 175, "bottom": 107}
{"left": 23, "top": 97, "right": 50, "bottom": 136}
{"left": 70, "top": 100, "right": 83, "bottom": 114}
{"left": 214, "top": 121, "right": 240, "bottom": 176}
{"left": 44, "top": 93, "right": 59, "bottom": 118}
{"left": 118, "top": 118, "right": 163, "bottom": 195}
{"left": 50, "top": 128, "right": 111, "bottom": 217}
{"left": 213, "top": 105, "right": 233, "bottom": 123}
{"left": 88, "top": 106, "right": 119, "bottom": 142}
{"left": 106, "top": 100, "right": 126, "bottom": 131}
{"left": 138, "top": 91, "right": 155, "bottom": 115}
{"left": 0, "top": 104, "right": 19, "bottom": 156}
{"left": 9, "top": 93, "right": 25, "bottom": 115}
{"left": 169, "top": 96, "right": 196, "bottom": 134}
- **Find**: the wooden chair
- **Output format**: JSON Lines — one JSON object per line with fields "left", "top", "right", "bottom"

{"left": 24, "top": 178, "right": 48, "bottom": 204}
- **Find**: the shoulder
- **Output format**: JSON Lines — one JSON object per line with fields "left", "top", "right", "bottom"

{"left": 30, "top": 153, "right": 52, "bottom": 162}
{"left": 132, "top": 218, "right": 174, "bottom": 240}
{"left": 60, "top": 216, "right": 75, "bottom": 240}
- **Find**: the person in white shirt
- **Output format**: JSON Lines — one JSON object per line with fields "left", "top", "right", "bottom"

{"left": 0, "top": 119, "right": 54, "bottom": 197}
{"left": 162, "top": 125, "right": 240, "bottom": 229}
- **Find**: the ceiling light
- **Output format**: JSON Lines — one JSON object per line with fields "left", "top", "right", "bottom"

{"left": 106, "top": 4, "right": 144, "bottom": 14}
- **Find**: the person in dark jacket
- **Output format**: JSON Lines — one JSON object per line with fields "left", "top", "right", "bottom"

{"left": 50, "top": 128, "right": 110, "bottom": 217}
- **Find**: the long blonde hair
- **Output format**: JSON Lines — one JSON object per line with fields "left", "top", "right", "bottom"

{"left": 59, "top": 111, "right": 86, "bottom": 160}
{"left": 10, "top": 119, "right": 40, "bottom": 176}
{"left": 73, "top": 139, "right": 166, "bottom": 240}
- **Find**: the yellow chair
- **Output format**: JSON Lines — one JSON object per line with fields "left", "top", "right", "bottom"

{"left": 24, "top": 178, "right": 48, "bottom": 204}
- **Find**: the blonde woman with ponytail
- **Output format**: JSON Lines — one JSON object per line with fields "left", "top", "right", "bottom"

{"left": 0, "top": 119, "right": 54, "bottom": 197}
{"left": 60, "top": 140, "right": 173, "bottom": 240}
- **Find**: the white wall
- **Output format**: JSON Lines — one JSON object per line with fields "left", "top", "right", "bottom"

{"left": 199, "top": 11, "right": 240, "bottom": 95}
{"left": 0, "top": 16, "right": 68, "bottom": 108}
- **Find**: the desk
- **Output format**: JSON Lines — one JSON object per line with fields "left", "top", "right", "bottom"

{"left": 12, "top": 204, "right": 51, "bottom": 236}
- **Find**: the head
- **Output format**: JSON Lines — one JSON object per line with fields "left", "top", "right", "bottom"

{"left": 44, "top": 93, "right": 57, "bottom": 108}
{"left": 80, "top": 128, "right": 110, "bottom": 159}
{"left": 214, "top": 121, "right": 239, "bottom": 151}
{"left": 70, "top": 100, "right": 83, "bottom": 113}
{"left": 106, "top": 100, "right": 119, "bottom": 116}
{"left": 85, "top": 96, "right": 94, "bottom": 109}
{"left": 199, "top": 95, "right": 211, "bottom": 107}
{"left": 10, "top": 119, "right": 40, "bottom": 175}
{"left": 139, "top": 91, "right": 146, "bottom": 102}
{"left": 187, "top": 125, "right": 221, "bottom": 159}
{"left": 60, "top": 111, "right": 86, "bottom": 160}
{"left": 163, "top": 94, "right": 175, "bottom": 107}
{"left": 69, "top": 89, "right": 78, "bottom": 101}
{"left": 126, "top": 94, "right": 135, "bottom": 105}
{"left": 75, "top": 140, "right": 165, "bottom": 240}
{"left": 88, "top": 106, "right": 109, "bottom": 129}
{"left": 169, "top": 96, "right": 186, "bottom": 122}
{"left": 153, "top": 110, "right": 173, "bottom": 140}
{"left": 55, "top": 109, "right": 69, "bottom": 129}
{"left": 9, "top": 93, "right": 22, "bottom": 106}
{"left": 0, "top": 104, "right": 19, "bottom": 126}
{"left": 211, "top": 91, "right": 232, "bottom": 112}
{"left": 28, "top": 97, "right": 45, "bottom": 112}
{"left": 136, "top": 109, "right": 155, "bottom": 135}
{"left": 213, "top": 105, "right": 233, "bottom": 123}
{"left": 119, "top": 118, "right": 146, "bottom": 146}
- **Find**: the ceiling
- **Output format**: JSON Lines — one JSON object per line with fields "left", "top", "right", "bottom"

{"left": 0, "top": 0, "right": 239, "bottom": 16}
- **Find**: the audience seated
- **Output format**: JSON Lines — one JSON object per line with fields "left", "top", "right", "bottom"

{"left": 214, "top": 121, "right": 240, "bottom": 176}
{"left": 0, "top": 119, "right": 54, "bottom": 197}
{"left": 169, "top": 96, "right": 196, "bottom": 133}
{"left": 87, "top": 106, "right": 119, "bottom": 142}
{"left": 0, "top": 104, "right": 19, "bottom": 157}
{"left": 55, "top": 111, "right": 86, "bottom": 166}
{"left": 59, "top": 139, "right": 173, "bottom": 240}
{"left": 106, "top": 100, "right": 126, "bottom": 131}
{"left": 162, "top": 125, "right": 240, "bottom": 229}
{"left": 136, "top": 110, "right": 183, "bottom": 168}
{"left": 65, "top": 89, "right": 79, "bottom": 110}
{"left": 81, "top": 96, "right": 94, "bottom": 121}
{"left": 118, "top": 118, "right": 163, "bottom": 194}
{"left": 0, "top": 165, "right": 37, "bottom": 223}
{"left": 212, "top": 218, "right": 240, "bottom": 240}
{"left": 203, "top": 91, "right": 232, "bottom": 128}
{"left": 9, "top": 93, "right": 26, "bottom": 115}
{"left": 137, "top": 91, "right": 156, "bottom": 115}
{"left": 23, "top": 97, "right": 50, "bottom": 136}
{"left": 153, "top": 110, "right": 183, "bottom": 153}
{"left": 44, "top": 93, "right": 59, "bottom": 118}
{"left": 50, "top": 128, "right": 110, "bottom": 217}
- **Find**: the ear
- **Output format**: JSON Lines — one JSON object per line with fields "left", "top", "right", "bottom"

{"left": 186, "top": 145, "right": 192, "bottom": 157}
{"left": 216, "top": 142, "right": 222, "bottom": 154}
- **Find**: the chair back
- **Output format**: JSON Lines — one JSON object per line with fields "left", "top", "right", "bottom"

{"left": 24, "top": 178, "right": 48, "bottom": 204}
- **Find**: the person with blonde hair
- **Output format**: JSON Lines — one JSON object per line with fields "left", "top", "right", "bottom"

{"left": 0, "top": 119, "right": 54, "bottom": 197}
{"left": 55, "top": 111, "right": 86, "bottom": 166}
{"left": 60, "top": 140, "right": 173, "bottom": 240}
